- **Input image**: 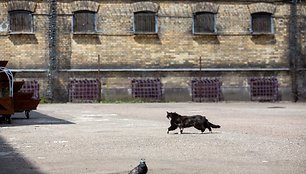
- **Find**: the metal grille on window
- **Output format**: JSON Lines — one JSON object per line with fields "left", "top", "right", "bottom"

{"left": 73, "top": 11, "right": 96, "bottom": 33}
{"left": 251, "top": 12, "right": 272, "bottom": 33}
{"left": 193, "top": 12, "right": 215, "bottom": 33}
{"left": 69, "top": 79, "right": 101, "bottom": 103}
{"left": 19, "top": 80, "right": 40, "bottom": 100}
{"left": 249, "top": 77, "right": 279, "bottom": 101}
{"left": 191, "top": 78, "right": 222, "bottom": 102}
{"left": 9, "top": 10, "right": 32, "bottom": 32}
{"left": 134, "top": 11, "right": 156, "bottom": 33}
{"left": 131, "top": 79, "right": 162, "bottom": 100}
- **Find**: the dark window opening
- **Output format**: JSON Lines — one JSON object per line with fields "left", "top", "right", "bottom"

{"left": 193, "top": 12, "right": 215, "bottom": 34}
{"left": 134, "top": 11, "right": 157, "bottom": 33}
{"left": 73, "top": 11, "right": 96, "bottom": 33}
{"left": 9, "top": 10, "right": 33, "bottom": 33}
{"left": 251, "top": 12, "right": 273, "bottom": 34}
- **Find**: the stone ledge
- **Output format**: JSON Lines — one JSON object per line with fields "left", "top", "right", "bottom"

{"left": 60, "top": 68, "right": 290, "bottom": 72}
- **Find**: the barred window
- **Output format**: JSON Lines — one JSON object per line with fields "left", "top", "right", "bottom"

{"left": 251, "top": 12, "right": 273, "bottom": 34}
{"left": 193, "top": 12, "right": 216, "bottom": 34}
{"left": 9, "top": 10, "right": 33, "bottom": 33}
{"left": 73, "top": 10, "right": 96, "bottom": 33}
{"left": 134, "top": 11, "right": 157, "bottom": 33}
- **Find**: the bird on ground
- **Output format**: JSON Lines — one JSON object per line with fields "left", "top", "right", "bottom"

{"left": 128, "top": 159, "right": 148, "bottom": 174}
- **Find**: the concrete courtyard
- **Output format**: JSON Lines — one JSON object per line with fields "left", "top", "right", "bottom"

{"left": 0, "top": 102, "right": 306, "bottom": 174}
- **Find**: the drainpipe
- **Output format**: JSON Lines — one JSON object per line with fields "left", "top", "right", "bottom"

{"left": 46, "top": 0, "right": 57, "bottom": 102}
{"left": 289, "top": 0, "right": 299, "bottom": 102}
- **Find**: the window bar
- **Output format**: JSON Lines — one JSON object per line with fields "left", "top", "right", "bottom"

{"left": 155, "top": 15, "right": 158, "bottom": 33}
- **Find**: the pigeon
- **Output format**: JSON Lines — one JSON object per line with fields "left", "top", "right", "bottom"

{"left": 128, "top": 159, "right": 148, "bottom": 174}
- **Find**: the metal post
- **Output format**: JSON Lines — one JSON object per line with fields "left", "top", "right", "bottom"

{"left": 289, "top": 0, "right": 299, "bottom": 102}
{"left": 98, "top": 55, "right": 101, "bottom": 79}
{"left": 199, "top": 56, "right": 202, "bottom": 72}
{"left": 46, "top": 0, "right": 57, "bottom": 102}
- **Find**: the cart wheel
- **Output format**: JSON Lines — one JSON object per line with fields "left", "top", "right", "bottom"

{"left": 3, "top": 115, "right": 11, "bottom": 124}
{"left": 7, "top": 117, "right": 11, "bottom": 124}
{"left": 0, "top": 116, "right": 4, "bottom": 123}
{"left": 25, "top": 111, "right": 30, "bottom": 119}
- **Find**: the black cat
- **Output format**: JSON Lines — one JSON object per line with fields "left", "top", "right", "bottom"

{"left": 166, "top": 112, "right": 220, "bottom": 134}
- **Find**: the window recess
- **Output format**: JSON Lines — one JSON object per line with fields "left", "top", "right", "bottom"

{"left": 9, "top": 10, "right": 34, "bottom": 34}
{"left": 133, "top": 11, "right": 158, "bottom": 34}
{"left": 192, "top": 12, "right": 216, "bottom": 35}
{"left": 251, "top": 12, "right": 274, "bottom": 35}
{"left": 73, "top": 10, "right": 97, "bottom": 34}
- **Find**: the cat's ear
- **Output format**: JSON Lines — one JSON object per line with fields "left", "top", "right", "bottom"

{"left": 167, "top": 111, "right": 169, "bottom": 114}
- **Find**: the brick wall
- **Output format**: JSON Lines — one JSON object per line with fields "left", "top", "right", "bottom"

{"left": 0, "top": 0, "right": 49, "bottom": 69}
{"left": 0, "top": 0, "right": 305, "bottom": 102}
{"left": 61, "top": 1, "right": 290, "bottom": 69}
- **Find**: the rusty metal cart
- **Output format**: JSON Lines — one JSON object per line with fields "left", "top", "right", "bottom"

{"left": 0, "top": 61, "right": 40, "bottom": 124}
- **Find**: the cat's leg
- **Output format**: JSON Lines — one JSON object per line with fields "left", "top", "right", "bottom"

{"left": 201, "top": 128, "right": 206, "bottom": 134}
{"left": 194, "top": 124, "right": 204, "bottom": 133}
{"left": 167, "top": 124, "right": 178, "bottom": 134}
{"left": 204, "top": 122, "right": 212, "bottom": 133}
{"left": 179, "top": 128, "right": 183, "bottom": 134}
{"left": 178, "top": 125, "right": 183, "bottom": 134}
{"left": 207, "top": 126, "right": 212, "bottom": 133}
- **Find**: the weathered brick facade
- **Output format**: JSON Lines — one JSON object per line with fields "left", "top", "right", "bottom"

{"left": 0, "top": 0, "right": 305, "bottom": 102}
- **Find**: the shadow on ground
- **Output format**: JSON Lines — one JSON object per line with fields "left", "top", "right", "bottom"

{"left": 168, "top": 131, "right": 221, "bottom": 135}
{"left": 0, "top": 111, "right": 74, "bottom": 173}
{"left": 0, "top": 136, "right": 44, "bottom": 174}
{"left": 0, "top": 111, "right": 74, "bottom": 127}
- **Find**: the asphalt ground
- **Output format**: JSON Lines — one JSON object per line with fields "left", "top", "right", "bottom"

{"left": 0, "top": 102, "right": 306, "bottom": 174}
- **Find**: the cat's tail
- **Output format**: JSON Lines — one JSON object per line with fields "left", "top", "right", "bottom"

{"left": 209, "top": 122, "right": 221, "bottom": 128}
